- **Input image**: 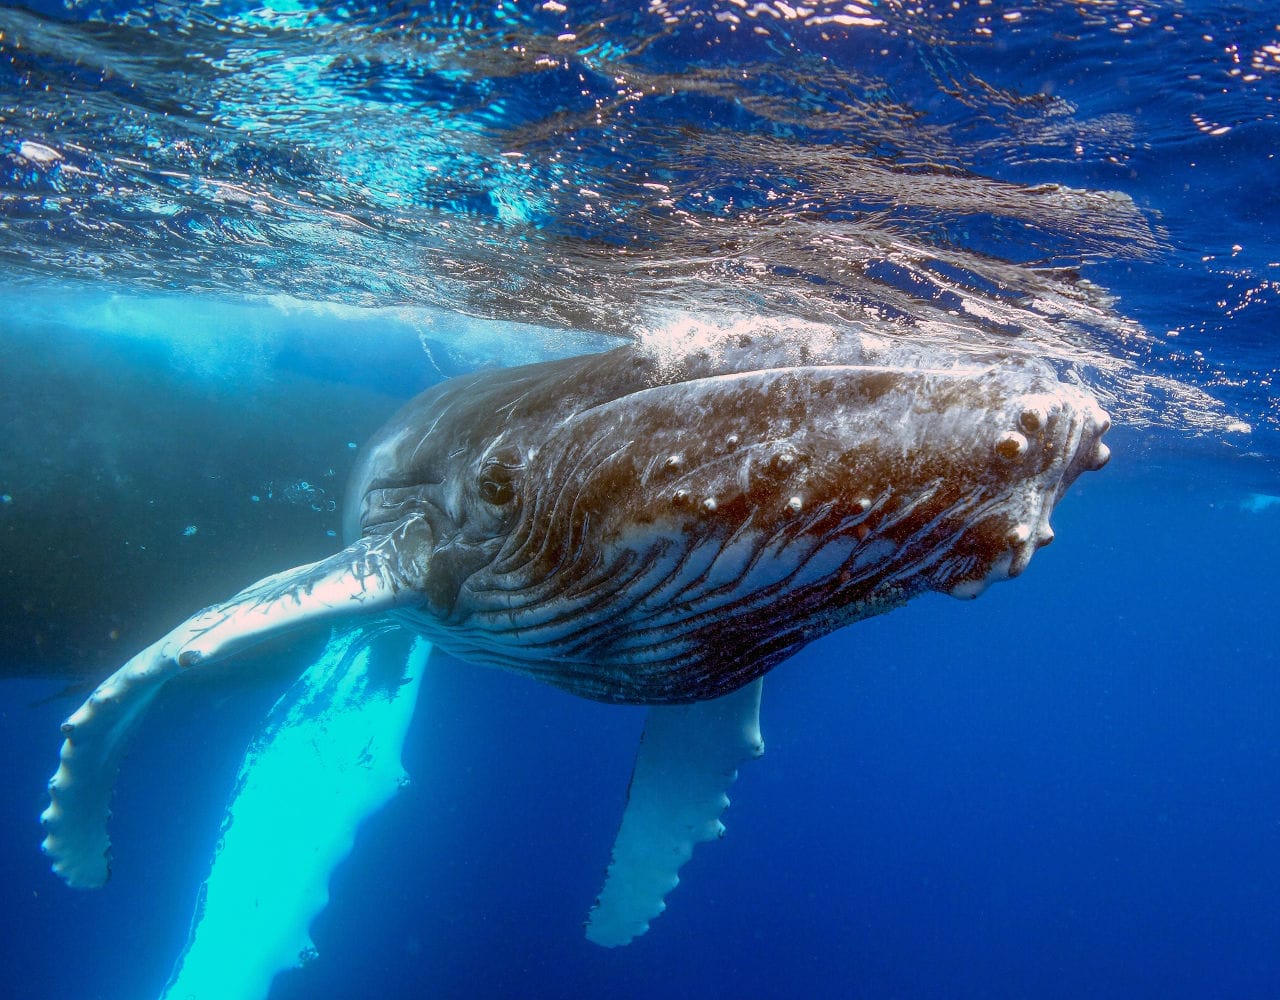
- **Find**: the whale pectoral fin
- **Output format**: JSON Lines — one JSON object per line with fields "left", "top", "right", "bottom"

{"left": 585, "top": 678, "right": 765, "bottom": 948}
{"left": 41, "top": 519, "right": 429, "bottom": 890}
{"left": 163, "top": 624, "right": 430, "bottom": 1000}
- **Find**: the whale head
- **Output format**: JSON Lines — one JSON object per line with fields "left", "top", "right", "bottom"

{"left": 346, "top": 341, "right": 1110, "bottom": 702}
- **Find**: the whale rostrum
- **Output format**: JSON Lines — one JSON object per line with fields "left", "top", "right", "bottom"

{"left": 41, "top": 329, "right": 1110, "bottom": 989}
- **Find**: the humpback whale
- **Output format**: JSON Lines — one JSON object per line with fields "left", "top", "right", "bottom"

{"left": 39, "top": 328, "right": 1110, "bottom": 997}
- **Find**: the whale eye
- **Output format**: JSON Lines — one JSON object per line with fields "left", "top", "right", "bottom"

{"left": 479, "top": 478, "right": 512, "bottom": 505}
{"left": 478, "top": 465, "right": 518, "bottom": 506}
{"left": 478, "top": 452, "right": 521, "bottom": 507}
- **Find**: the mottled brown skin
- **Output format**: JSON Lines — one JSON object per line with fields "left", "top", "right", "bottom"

{"left": 345, "top": 333, "right": 1110, "bottom": 703}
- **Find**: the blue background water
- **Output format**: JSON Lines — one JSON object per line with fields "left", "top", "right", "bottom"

{"left": 2, "top": 2, "right": 1280, "bottom": 998}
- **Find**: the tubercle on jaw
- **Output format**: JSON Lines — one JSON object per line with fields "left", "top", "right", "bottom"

{"left": 1019, "top": 406, "right": 1046, "bottom": 433}
{"left": 995, "top": 430, "right": 1028, "bottom": 460}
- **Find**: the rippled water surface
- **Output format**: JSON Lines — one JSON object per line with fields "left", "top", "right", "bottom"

{"left": 4, "top": 0, "right": 1278, "bottom": 444}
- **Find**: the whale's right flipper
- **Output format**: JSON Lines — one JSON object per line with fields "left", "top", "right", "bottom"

{"left": 586, "top": 678, "right": 765, "bottom": 947}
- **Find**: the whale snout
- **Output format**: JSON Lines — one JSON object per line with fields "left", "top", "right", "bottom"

{"left": 946, "top": 385, "right": 1110, "bottom": 600}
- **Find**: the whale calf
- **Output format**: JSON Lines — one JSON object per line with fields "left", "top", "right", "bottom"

{"left": 39, "top": 328, "right": 1110, "bottom": 995}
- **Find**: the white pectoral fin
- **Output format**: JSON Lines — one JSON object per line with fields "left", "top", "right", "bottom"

{"left": 162, "top": 624, "right": 430, "bottom": 1000}
{"left": 41, "top": 517, "right": 429, "bottom": 890}
{"left": 585, "top": 677, "right": 765, "bottom": 948}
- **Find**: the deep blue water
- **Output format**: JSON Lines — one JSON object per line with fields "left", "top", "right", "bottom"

{"left": 2, "top": 2, "right": 1279, "bottom": 999}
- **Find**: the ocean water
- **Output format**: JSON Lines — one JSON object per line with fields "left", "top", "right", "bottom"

{"left": 1, "top": 2, "right": 1278, "bottom": 998}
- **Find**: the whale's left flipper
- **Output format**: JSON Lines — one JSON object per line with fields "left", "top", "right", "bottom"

{"left": 40, "top": 517, "right": 431, "bottom": 889}
{"left": 586, "top": 678, "right": 765, "bottom": 947}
